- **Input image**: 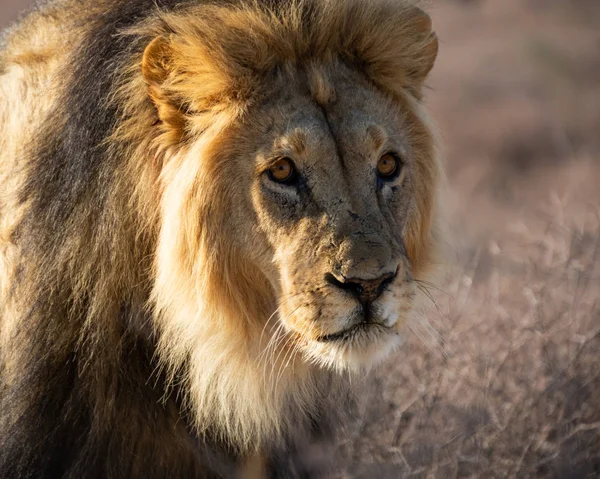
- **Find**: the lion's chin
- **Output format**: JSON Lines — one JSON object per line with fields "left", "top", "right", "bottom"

{"left": 303, "top": 323, "right": 403, "bottom": 372}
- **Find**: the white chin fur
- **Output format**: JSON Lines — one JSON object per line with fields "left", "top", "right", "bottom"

{"left": 304, "top": 328, "right": 403, "bottom": 373}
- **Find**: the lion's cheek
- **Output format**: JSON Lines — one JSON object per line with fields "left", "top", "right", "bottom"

{"left": 375, "top": 281, "right": 416, "bottom": 330}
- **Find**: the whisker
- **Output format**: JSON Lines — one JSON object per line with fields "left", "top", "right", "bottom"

{"left": 414, "top": 279, "right": 453, "bottom": 298}
{"left": 259, "top": 303, "right": 286, "bottom": 350}
{"left": 416, "top": 283, "right": 444, "bottom": 317}
{"left": 408, "top": 320, "right": 438, "bottom": 354}
{"left": 273, "top": 299, "right": 322, "bottom": 387}
{"left": 265, "top": 303, "right": 304, "bottom": 382}
{"left": 261, "top": 322, "right": 287, "bottom": 385}
{"left": 270, "top": 332, "right": 296, "bottom": 384}
{"left": 408, "top": 313, "right": 450, "bottom": 360}
{"left": 274, "top": 333, "right": 298, "bottom": 390}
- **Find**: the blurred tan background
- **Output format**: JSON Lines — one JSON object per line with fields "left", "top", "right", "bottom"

{"left": 0, "top": 0, "right": 27, "bottom": 28}
{"left": 2, "top": 1, "right": 599, "bottom": 477}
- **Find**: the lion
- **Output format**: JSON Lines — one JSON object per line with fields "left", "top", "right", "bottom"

{"left": 0, "top": 0, "right": 441, "bottom": 476}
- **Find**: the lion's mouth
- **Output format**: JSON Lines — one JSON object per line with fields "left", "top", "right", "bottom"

{"left": 316, "top": 321, "right": 391, "bottom": 343}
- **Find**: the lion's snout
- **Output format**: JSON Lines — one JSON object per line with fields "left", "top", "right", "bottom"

{"left": 324, "top": 270, "right": 396, "bottom": 306}
{"left": 334, "top": 229, "right": 394, "bottom": 279}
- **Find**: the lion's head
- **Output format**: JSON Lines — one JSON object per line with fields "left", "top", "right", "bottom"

{"left": 120, "top": 0, "right": 440, "bottom": 447}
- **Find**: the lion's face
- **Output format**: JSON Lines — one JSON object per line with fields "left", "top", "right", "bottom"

{"left": 208, "top": 63, "right": 436, "bottom": 370}
{"left": 144, "top": 1, "right": 439, "bottom": 376}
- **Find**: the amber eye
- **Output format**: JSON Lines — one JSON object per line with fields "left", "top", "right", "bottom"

{"left": 377, "top": 153, "right": 400, "bottom": 179}
{"left": 268, "top": 157, "right": 296, "bottom": 183}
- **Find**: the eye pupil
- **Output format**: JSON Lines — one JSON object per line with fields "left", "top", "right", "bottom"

{"left": 269, "top": 158, "right": 296, "bottom": 183}
{"left": 377, "top": 153, "right": 399, "bottom": 178}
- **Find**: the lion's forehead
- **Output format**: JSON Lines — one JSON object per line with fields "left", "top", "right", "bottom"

{"left": 255, "top": 74, "right": 409, "bottom": 184}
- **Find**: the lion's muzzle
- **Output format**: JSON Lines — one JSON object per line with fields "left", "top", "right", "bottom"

{"left": 323, "top": 269, "right": 396, "bottom": 306}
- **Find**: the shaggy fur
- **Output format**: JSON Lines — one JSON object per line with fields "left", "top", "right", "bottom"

{"left": 0, "top": 0, "right": 440, "bottom": 477}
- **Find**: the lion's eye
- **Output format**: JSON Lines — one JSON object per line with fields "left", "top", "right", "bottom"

{"left": 377, "top": 153, "right": 400, "bottom": 179}
{"left": 268, "top": 157, "right": 296, "bottom": 184}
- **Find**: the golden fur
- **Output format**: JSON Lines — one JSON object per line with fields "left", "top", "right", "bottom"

{"left": 0, "top": 0, "right": 441, "bottom": 475}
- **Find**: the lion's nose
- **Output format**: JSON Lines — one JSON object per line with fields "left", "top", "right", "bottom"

{"left": 324, "top": 271, "right": 396, "bottom": 305}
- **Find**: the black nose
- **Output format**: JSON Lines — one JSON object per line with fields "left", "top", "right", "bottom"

{"left": 324, "top": 271, "right": 396, "bottom": 305}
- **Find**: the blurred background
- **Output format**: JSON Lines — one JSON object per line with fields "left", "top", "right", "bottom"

{"left": 1, "top": 0, "right": 25, "bottom": 29}
{"left": 2, "top": 1, "right": 599, "bottom": 477}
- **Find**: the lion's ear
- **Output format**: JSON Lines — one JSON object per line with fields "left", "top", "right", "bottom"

{"left": 409, "top": 10, "right": 438, "bottom": 86}
{"left": 142, "top": 36, "right": 172, "bottom": 85}
{"left": 142, "top": 36, "right": 186, "bottom": 139}
{"left": 353, "top": 5, "right": 438, "bottom": 100}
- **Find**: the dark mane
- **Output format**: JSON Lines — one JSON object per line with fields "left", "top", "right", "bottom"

{"left": 1, "top": 1, "right": 235, "bottom": 477}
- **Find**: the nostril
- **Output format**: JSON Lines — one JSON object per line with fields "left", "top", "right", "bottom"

{"left": 324, "top": 272, "right": 344, "bottom": 289}
{"left": 324, "top": 273, "right": 364, "bottom": 298}
{"left": 346, "top": 282, "right": 364, "bottom": 297}
{"left": 378, "top": 274, "right": 395, "bottom": 294}
{"left": 326, "top": 270, "right": 397, "bottom": 304}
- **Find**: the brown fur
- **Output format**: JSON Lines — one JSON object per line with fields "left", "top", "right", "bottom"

{"left": 0, "top": 0, "right": 441, "bottom": 476}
